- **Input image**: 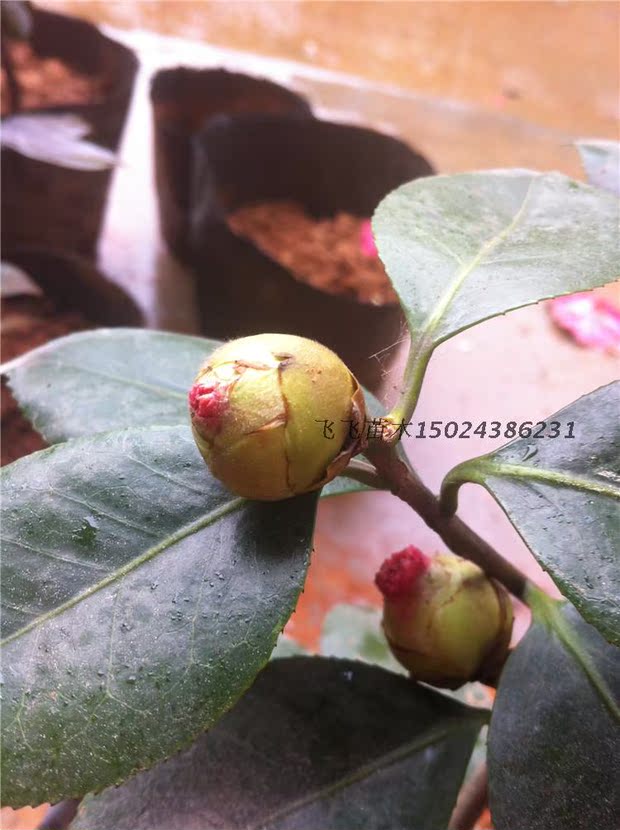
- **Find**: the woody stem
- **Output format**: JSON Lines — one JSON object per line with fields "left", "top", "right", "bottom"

{"left": 364, "top": 440, "right": 530, "bottom": 601}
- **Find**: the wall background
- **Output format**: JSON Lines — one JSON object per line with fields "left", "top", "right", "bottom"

{"left": 41, "top": 0, "right": 619, "bottom": 136}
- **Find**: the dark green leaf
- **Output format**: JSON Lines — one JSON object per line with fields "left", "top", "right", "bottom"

{"left": 3, "top": 329, "right": 218, "bottom": 443}
{"left": 373, "top": 171, "right": 620, "bottom": 409}
{"left": 71, "top": 657, "right": 487, "bottom": 830}
{"left": 1, "top": 426, "right": 317, "bottom": 806}
{"left": 577, "top": 140, "right": 620, "bottom": 195}
{"left": 441, "top": 382, "right": 620, "bottom": 645}
{"left": 488, "top": 603, "right": 620, "bottom": 830}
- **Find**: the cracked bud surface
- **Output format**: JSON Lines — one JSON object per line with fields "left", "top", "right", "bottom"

{"left": 189, "top": 333, "right": 366, "bottom": 501}
{"left": 376, "top": 546, "right": 514, "bottom": 689}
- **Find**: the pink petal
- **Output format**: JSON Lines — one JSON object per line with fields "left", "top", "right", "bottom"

{"left": 360, "top": 219, "right": 378, "bottom": 257}
{"left": 549, "top": 292, "right": 620, "bottom": 351}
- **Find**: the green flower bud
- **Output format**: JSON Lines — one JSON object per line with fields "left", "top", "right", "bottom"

{"left": 375, "top": 546, "right": 513, "bottom": 688}
{"left": 189, "top": 333, "right": 366, "bottom": 501}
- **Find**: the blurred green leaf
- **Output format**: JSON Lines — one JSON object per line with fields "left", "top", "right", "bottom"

{"left": 270, "top": 634, "right": 308, "bottom": 659}
{"left": 320, "top": 603, "right": 406, "bottom": 674}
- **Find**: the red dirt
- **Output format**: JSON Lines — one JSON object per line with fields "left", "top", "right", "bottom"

{"left": 227, "top": 200, "right": 397, "bottom": 305}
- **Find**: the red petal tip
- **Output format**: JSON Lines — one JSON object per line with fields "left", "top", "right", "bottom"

{"left": 188, "top": 382, "right": 229, "bottom": 425}
{"left": 375, "top": 545, "right": 430, "bottom": 599}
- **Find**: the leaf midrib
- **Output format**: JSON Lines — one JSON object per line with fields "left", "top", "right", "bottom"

{"left": 410, "top": 174, "right": 537, "bottom": 345}
{"left": 393, "top": 175, "right": 538, "bottom": 419}
{"left": 483, "top": 460, "right": 620, "bottom": 500}
{"left": 252, "top": 716, "right": 485, "bottom": 829}
{"left": 1, "top": 496, "right": 245, "bottom": 646}
{"left": 527, "top": 588, "right": 620, "bottom": 722}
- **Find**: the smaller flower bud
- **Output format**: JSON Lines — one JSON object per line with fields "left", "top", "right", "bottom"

{"left": 376, "top": 546, "right": 513, "bottom": 689}
{"left": 189, "top": 333, "right": 366, "bottom": 501}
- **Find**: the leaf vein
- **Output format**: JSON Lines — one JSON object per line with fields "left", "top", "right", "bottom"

{"left": 422, "top": 176, "right": 537, "bottom": 339}
{"left": 485, "top": 462, "right": 620, "bottom": 500}
{"left": 47, "top": 488, "right": 160, "bottom": 537}
{"left": 126, "top": 455, "right": 205, "bottom": 495}
{"left": 1, "top": 498, "right": 245, "bottom": 647}
{"left": 2, "top": 536, "right": 109, "bottom": 571}
{"left": 250, "top": 718, "right": 483, "bottom": 829}
{"left": 46, "top": 359, "right": 187, "bottom": 399}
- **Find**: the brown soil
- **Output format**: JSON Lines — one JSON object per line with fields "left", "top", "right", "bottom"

{"left": 1, "top": 296, "right": 89, "bottom": 466}
{"left": 1, "top": 40, "right": 104, "bottom": 116}
{"left": 227, "top": 201, "right": 397, "bottom": 305}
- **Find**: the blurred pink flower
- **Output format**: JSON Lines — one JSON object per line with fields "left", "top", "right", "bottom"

{"left": 548, "top": 292, "right": 620, "bottom": 352}
{"left": 360, "top": 219, "right": 378, "bottom": 257}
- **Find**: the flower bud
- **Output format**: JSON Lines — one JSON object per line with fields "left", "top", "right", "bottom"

{"left": 375, "top": 546, "right": 513, "bottom": 688}
{"left": 189, "top": 333, "right": 366, "bottom": 501}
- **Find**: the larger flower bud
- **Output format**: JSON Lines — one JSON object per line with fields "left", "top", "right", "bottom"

{"left": 189, "top": 333, "right": 366, "bottom": 501}
{"left": 376, "top": 546, "right": 513, "bottom": 688}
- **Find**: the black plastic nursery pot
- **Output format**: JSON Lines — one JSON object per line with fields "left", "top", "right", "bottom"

{"left": 1, "top": 248, "right": 142, "bottom": 467}
{"left": 5, "top": 247, "right": 143, "bottom": 327}
{"left": 1, "top": 5, "right": 138, "bottom": 258}
{"left": 186, "top": 114, "right": 435, "bottom": 391}
{"left": 151, "top": 67, "right": 313, "bottom": 257}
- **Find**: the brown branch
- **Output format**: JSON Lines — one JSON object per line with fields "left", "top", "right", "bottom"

{"left": 365, "top": 441, "right": 529, "bottom": 600}
{"left": 449, "top": 763, "right": 489, "bottom": 830}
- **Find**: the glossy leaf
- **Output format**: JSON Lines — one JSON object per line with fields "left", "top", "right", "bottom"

{"left": 71, "top": 657, "right": 487, "bottom": 830}
{"left": 3, "top": 329, "right": 218, "bottom": 443}
{"left": 373, "top": 171, "right": 620, "bottom": 410}
{"left": 488, "top": 603, "right": 620, "bottom": 830}
{"left": 1, "top": 426, "right": 317, "bottom": 806}
{"left": 577, "top": 139, "right": 620, "bottom": 195}
{"left": 441, "top": 382, "right": 620, "bottom": 645}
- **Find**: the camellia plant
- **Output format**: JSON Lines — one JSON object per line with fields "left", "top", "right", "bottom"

{"left": 1, "top": 147, "right": 619, "bottom": 830}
